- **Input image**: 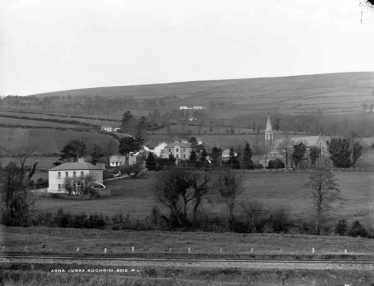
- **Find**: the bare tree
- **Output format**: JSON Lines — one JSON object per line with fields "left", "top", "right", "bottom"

{"left": 306, "top": 168, "right": 344, "bottom": 235}
{"left": 190, "top": 171, "right": 211, "bottom": 226}
{"left": 1, "top": 158, "right": 38, "bottom": 226}
{"left": 216, "top": 169, "right": 243, "bottom": 227}
{"left": 154, "top": 168, "right": 192, "bottom": 228}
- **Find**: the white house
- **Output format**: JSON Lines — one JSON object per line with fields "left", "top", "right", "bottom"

{"left": 101, "top": 125, "right": 113, "bottom": 132}
{"left": 161, "top": 141, "right": 192, "bottom": 160}
{"left": 48, "top": 161, "right": 104, "bottom": 193}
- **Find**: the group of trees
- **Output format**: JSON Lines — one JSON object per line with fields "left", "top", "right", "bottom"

{"left": 154, "top": 167, "right": 346, "bottom": 235}
{"left": 58, "top": 140, "right": 105, "bottom": 165}
{"left": 274, "top": 136, "right": 363, "bottom": 170}
{"left": 155, "top": 168, "right": 241, "bottom": 229}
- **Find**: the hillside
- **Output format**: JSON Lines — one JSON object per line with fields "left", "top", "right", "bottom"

{"left": 31, "top": 72, "right": 374, "bottom": 115}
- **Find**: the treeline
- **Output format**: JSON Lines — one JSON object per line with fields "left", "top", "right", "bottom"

{"left": 230, "top": 112, "right": 374, "bottom": 137}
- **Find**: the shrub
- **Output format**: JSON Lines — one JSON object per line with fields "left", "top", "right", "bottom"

{"left": 349, "top": 220, "right": 368, "bottom": 237}
{"left": 267, "top": 208, "right": 292, "bottom": 233}
{"left": 267, "top": 159, "right": 285, "bottom": 169}
{"left": 335, "top": 219, "right": 348, "bottom": 236}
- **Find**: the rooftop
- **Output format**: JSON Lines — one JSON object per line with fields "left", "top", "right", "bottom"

{"left": 49, "top": 162, "right": 104, "bottom": 171}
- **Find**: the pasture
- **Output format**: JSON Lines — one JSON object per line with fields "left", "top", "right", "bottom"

{"left": 34, "top": 171, "right": 374, "bottom": 225}
{"left": 0, "top": 127, "right": 118, "bottom": 155}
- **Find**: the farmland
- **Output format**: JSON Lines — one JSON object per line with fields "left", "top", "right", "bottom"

{"left": 0, "top": 127, "right": 118, "bottom": 155}
{"left": 34, "top": 171, "right": 374, "bottom": 225}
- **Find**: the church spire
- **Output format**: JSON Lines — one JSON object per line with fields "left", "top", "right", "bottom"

{"left": 265, "top": 113, "right": 272, "bottom": 132}
{"left": 265, "top": 113, "right": 273, "bottom": 142}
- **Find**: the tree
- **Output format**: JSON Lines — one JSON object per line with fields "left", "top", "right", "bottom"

{"left": 189, "top": 171, "right": 210, "bottom": 226}
{"left": 335, "top": 219, "right": 348, "bottom": 236}
{"left": 189, "top": 137, "right": 198, "bottom": 149}
{"left": 210, "top": 147, "right": 222, "bottom": 168}
{"left": 1, "top": 159, "right": 38, "bottom": 226}
{"left": 216, "top": 169, "right": 243, "bottom": 227}
{"left": 327, "top": 137, "right": 363, "bottom": 168}
{"left": 277, "top": 136, "right": 293, "bottom": 169}
{"left": 241, "top": 142, "right": 254, "bottom": 169}
{"left": 189, "top": 149, "right": 197, "bottom": 167}
{"left": 90, "top": 144, "right": 104, "bottom": 165}
{"left": 146, "top": 152, "right": 157, "bottom": 171}
{"left": 136, "top": 116, "right": 149, "bottom": 140}
{"left": 118, "top": 136, "right": 142, "bottom": 165}
{"left": 60, "top": 140, "right": 87, "bottom": 162}
{"left": 154, "top": 168, "right": 193, "bottom": 228}
{"left": 274, "top": 118, "right": 281, "bottom": 132}
{"left": 349, "top": 220, "right": 368, "bottom": 238}
{"left": 291, "top": 142, "right": 306, "bottom": 170}
{"left": 306, "top": 169, "right": 343, "bottom": 235}
{"left": 228, "top": 147, "right": 240, "bottom": 169}
{"left": 309, "top": 146, "right": 320, "bottom": 168}
{"left": 200, "top": 148, "right": 209, "bottom": 168}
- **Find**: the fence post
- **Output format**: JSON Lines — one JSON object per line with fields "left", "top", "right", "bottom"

{"left": 312, "top": 248, "right": 315, "bottom": 254}
{"left": 104, "top": 248, "right": 107, "bottom": 254}
{"left": 76, "top": 247, "right": 80, "bottom": 253}
{"left": 131, "top": 246, "right": 135, "bottom": 253}
{"left": 345, "top": 249, "right": 347, "bottom": 254}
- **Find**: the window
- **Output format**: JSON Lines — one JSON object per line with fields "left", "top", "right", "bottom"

{"left": 73, "top": 171, "right": 76, "bottom": 177}
{"left": 58, "top": 184, "right": 61, "bottom": 190}
{"left": 176, "top": 154, "right": 179, "bottom": 159}
{"left": 57, "top": 172, "right": 61, "bottom": 178}
{"left": 182, "top": 148, "right": 185, "bottom": 152}
{"left": 81, "top": 171, "right": 84, "bottom": 176}
{"left": 176, "top": 148, "right": 179, "bottom": 152}
{"left": 169, "top": 148, "right": 172, "bottom": 153}
{"left": 65, "top": 172, "right": 68, "bottom": 177}
{"left": 183, "top": 154, "right": 186, "bottom": 159}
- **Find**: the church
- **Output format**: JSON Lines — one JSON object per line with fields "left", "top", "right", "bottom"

{"left": 260, "top": 114, "right": 330, "bottom": 168}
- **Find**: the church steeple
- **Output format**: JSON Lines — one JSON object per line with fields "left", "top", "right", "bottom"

{"left": 265, "top": 113, "right": 273, "bottom": 142}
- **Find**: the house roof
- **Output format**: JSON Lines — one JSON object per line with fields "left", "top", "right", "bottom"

{"left": 273, "top": 135, "right": 329, "bottom": 150}
{"left": 49, "top": 162, "right": 103, "bottom": 171}
{"left": 165, "top": 142, "right": 192, "bottom": 148}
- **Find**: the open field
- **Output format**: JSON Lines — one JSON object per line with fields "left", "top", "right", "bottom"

{"left": 34, "top": 171, "right": 374, "bottom": 225}
{"left": 2, "top": 226, "right": 374, "bottom": 255}
{"left": 0, "top": 127, "right": 118, "bottom": 155}
{"left": 31, "top": 72, "right": 374, "bottom": 116}
{"left": 0, "top": 111, "right": 120, "bottom": 128}
{"left": 2, "top": 226, "right": 374, "bottom": 285}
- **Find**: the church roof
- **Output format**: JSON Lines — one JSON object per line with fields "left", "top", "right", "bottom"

{"left": 265, "top": 114, "right": 272, "bottom": 132}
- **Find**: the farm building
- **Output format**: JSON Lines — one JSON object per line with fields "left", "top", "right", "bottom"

{"left": 47, "top": 159, "right": 104, "bottom": 193}
{"left": 109, "top": 153, "right": 137, "bottom": 167}
{"left": 161, "top": 141, "right": 192, "bottom": 160}
{"left": 101, "top": 125, "right": 113, "bottom": 132}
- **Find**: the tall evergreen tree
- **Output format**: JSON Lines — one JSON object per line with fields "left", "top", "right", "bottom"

{"left": 211, "top": 147, "right": 222, "bottom": 168}
{"left": 146, "top": 152, "right": 157, "bottom": 171}
{"left": 189, "top": 149, "right": 197, "bottom": 167}
{"left": 241, "top": 142, "right": 254, "bottom": 169}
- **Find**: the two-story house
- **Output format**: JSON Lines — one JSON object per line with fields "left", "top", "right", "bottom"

{"left": 161, "top": 142, "right": 192, "bottom": 160}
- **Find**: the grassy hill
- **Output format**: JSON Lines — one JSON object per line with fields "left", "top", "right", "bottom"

{"left": 32, "top": 72, "right": 374, "bottom": 115}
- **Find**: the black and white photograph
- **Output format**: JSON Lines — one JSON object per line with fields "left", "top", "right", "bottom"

{"left": 1, "top": 0, "right": 374, "bottom": 285}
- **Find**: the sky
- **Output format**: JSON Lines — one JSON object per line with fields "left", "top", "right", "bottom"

{"left": 1, "top": 0, "right": 374, "bottom": 95}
